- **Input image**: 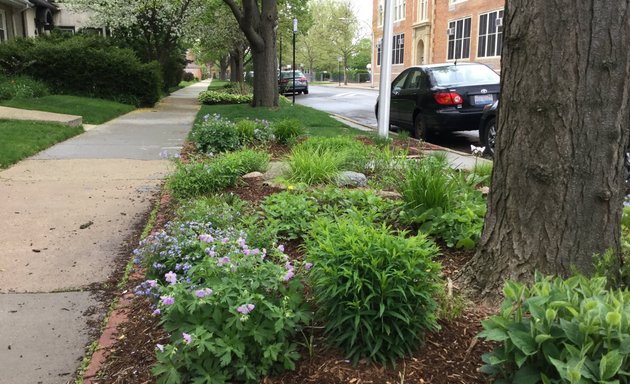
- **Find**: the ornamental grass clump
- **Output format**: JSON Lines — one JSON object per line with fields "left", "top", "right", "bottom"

{"left": 272, "top": 119, "right": 305, "bottom": 144}
{"left": 479, "top": 273, "right": 630, "bottom": 384}
{"left": 134, "top": 225, "right": 310, "bottom": 383}
{"left": 305, "top": 217, "right": 442, "bottom": 366}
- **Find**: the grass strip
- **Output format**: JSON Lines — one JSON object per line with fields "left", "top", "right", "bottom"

{"left": 0, "top": 119, "right": 83, "bottom": 168}
{"left": 197, "top": 103, "right": 367, "bottom": 138}
{"left": 1, "top": 95, "right": 135, "bottom": 124}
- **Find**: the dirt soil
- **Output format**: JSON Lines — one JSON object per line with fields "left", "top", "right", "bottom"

{"left": 90, "top": 138, "right": 496, "bottom": 384}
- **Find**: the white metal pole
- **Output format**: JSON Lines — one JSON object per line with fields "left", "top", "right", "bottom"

{"left": 377, "top": 0, "right": 394, "bottom": 138}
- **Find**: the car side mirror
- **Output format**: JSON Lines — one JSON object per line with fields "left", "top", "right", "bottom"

{"left": 392, "top": 86, "right": 401, "bottom": 95}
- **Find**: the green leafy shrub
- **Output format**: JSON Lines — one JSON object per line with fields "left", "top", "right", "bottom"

{"left": 305, "top": 217, "right": 441, "bottom": 366}
{"left": 272, "top": 119, "right": 305, "bottom": 144}
{"left": 0, "top": 35, "right": 161, "bottom": 106}
{"left": 182, "top": 72, "right": 195, "bottom": 82}
{"left": 168, "top": 149, "right": 269, "bottom": 199}
{"left": 198, "top": 90, "right": 253, "bottom": 105}
{"left": 134, "top": 224, "right": 310, "bottom": 383}
{"left": 0, "top": 75, "right": 48, "bottom": 100}
{"left": 479, "top": 273, "right": 630, "bottom": 384}
{"left": 235, "top": 118, "right": 274, "bottom": 146}
{"left": 399, "top": 153, "right": 487, "bottom": 249}
{"left": 189, "top": 115, "right": 240, "bottom": 154}
{"left": 221, "top": 82, "right": 253, "bottom": 95}
{"left": 260, "top": 187, "right": 403, "bottom": 241}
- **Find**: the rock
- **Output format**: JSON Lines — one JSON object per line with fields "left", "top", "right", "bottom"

{"left": 242, "top": 171, "right": 264, "bottom": 179}
{"left": 477, "top": 186, "right": 490, "bottom": 195}
{"left": 335, "top": 171, "right": 367, "bottom": 187}
{"left": 262, "top": 180, "right": 286, "bottom": 189}
{"left": 263, "top": 161, "right": 290, "bottom": 180}
{"left": 377, "top": 190, "right": 402, "bottom": 199}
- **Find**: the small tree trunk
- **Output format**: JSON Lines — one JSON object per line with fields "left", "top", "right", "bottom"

{"left": 219, "top": 56, "right": 229, "bottom": 81}
{"left": 459, "top": 0, "right": 630, "bottom": 298}
{"left": 229, "top": 47, "right": 244, "bottom": 83}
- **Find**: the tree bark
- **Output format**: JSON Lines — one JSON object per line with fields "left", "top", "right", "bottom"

{"left": 223, "top": 0, "right": 279, "bottom": 107}
{"left": 459, "top": 0, "right": 630, "bottom": 298}
{"left": 219, "top": 55, "right": 229, "bottom": 80}
{"left": 229, "top": 45, "right": 244, "bottom": 83}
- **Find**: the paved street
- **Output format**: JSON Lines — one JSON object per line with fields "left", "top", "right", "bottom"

{"left": 296, "top": 83, "right": 483, "bottom": 153}
{"left": 0, "top": 81, "right": 208, "bottom": 384}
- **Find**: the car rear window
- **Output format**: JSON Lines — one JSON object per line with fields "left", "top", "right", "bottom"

{"left": 281, "top": 71, "right": 304, "bottom": 79}
{"left": 429, "top": 65, "right": 499, "bottom": 87}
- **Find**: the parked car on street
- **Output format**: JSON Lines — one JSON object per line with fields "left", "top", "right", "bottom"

{"left": 278, "top": 70, "right": 309, "bottom": 95}
{"left": 375, "top": 62, "right": 500, "bottom": 139}
{"left": 479, "top": 100, "right": 498, "bottom": 156}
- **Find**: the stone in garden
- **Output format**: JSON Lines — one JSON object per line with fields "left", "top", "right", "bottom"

{"left": 242, "top": 172, "right": 264, "bottom": 179}
{"left": 478, "top": 186, "right": 490, "bottom": 195}
{"left": 377, "top": 190, "right": 402, "bottom": 199}
{"left": 263, "top": 161, "right": 290, "bottom": 180}
{"left": 335, "top": 171, "right": 368, "bottom": 187}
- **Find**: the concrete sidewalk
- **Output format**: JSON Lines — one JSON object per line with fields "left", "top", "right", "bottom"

{"left": 0, "top": 80, "right": 209, "bottom": 384}
{"left": 0, "top": 105, "right": 82, "bottom": 126}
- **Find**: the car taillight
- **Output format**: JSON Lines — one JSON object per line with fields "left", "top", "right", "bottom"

{"left": 434, "top": 92, "right": 463, "bottom": 105}
{"left": 280, "top": 79, "right": 288, "bottom": 84}
{"left": 299, "top": 77, "right": 307, "bottom": 81}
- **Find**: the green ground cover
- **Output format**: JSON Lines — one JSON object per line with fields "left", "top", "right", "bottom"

{"left": 197, "top": 103, "right": 366, "bottom": 138}
{"left": 0, "top": 120, "right": 83, "bottom": 168}
{"left": 1, "top": 95, "right": 135, "bottom": 124}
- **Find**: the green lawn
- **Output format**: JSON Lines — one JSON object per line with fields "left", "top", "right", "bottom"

{"left": 0, "top": 95, "right": 135, "bottom": 125}
{"left": 197, "top": 101, "right": 369, "bottom": 138}
{"left": 0, "top": 120, "right": 83, "bottom": 168}
{"left": 168, "top": 79, "right": 200, "bottom": 94}
{"left": 207, "top": 79, "right": 230, "bottom": 90}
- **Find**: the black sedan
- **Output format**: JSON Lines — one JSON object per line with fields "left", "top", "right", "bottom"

{"left": 279, "top": 70, "right": 309, "bottom": 95}
{"left": 376, "top": 62, "right": 500, "bottom": 140}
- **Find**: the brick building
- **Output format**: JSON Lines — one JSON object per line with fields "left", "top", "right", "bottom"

{"left": 372, "top": 0, "right": 504, "bottom": 84}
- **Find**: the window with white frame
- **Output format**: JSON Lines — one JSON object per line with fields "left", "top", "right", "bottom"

{"left": 394, "top": 0, "right": 406, "bottom": 21}
{"left": 376, "top": 34, "right": 405, "bottom": 65}
{"left": 449, "top": 0, "right": 467, "bottom": 4}
{"left": 418, "top": 0, "right": 428, "bottom": 21}
{"left": 447, "top": 17, "right": 471, "bottom": 60}
{"left": 0, "top": 10, "right": 6, "bottom": 42}
{"left": 478, "top": 10, "right": 504, "bottom": 57}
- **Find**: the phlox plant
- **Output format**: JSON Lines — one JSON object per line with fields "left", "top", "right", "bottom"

{"left": 235, "top": 118, "right": 275, "bottom": 146}
{"left": 189, "top": 114, "right": 241, "bottom": 154}
{"left": 135, "top": 228, "right": 311, "bottom": 383}
{"left": 305, "top": 217, "right": 442, "bottom": 366}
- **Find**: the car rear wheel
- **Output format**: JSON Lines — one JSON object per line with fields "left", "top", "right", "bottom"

{"left": 412, "top": 115, "right": 431, "bottom": 141}
{"left": 304, "top": 88, "right": 309, "bottom": 95}
{"left": 480, "top": 117, "right": 496, "bottom": 156}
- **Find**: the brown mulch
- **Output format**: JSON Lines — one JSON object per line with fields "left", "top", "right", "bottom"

{"left": 90, "top": 139, "right": 496, "bottom": 384}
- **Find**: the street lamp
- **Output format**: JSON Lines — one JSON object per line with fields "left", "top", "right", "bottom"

{"left": 292, "top": 18, "right": 297, "bottom": 105}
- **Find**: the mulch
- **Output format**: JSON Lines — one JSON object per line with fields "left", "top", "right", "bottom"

{"left": 86, "top": 137, "right": 496, "bottom": 384}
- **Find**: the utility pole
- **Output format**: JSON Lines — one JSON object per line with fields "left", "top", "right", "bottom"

{"left": 292, "top": 18, "right": 297, "bottom": 105}
{"left": 377, "top": 0, "right": 394, "bottom": 138}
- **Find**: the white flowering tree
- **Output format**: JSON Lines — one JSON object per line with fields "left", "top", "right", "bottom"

{"left": 66, "top": 0, "right": 200, "bottom": 87}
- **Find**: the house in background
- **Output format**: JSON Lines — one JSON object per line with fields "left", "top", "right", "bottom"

{"left": 372, "top": 0, "right": 504, "bottom": 84}
{"left": 0, "top": 0, "right": 105, "bottom": 42}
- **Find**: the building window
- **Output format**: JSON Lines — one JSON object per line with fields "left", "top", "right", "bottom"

{"left": 393, "top": 33, "right": 405, "bottom": 64}
{"left": 376, "top": 34, "right": 405, "bottom": 65}
{"left": 394, "top": 0, "right": 406, "bottom": 21}
{"left": 447, "top": 17, "right": 471, "bottom": 60}
{"left": 0, "top": 10, "right": 6, "bottom": 42}
{"left": 418, "top": 0, "right": 428, "bottom": 21}
{"left": 449, "top": 0, "right": 467, "bottom": 4}
{"left": 478, "top": 10, "right": 504, "bottom": 57}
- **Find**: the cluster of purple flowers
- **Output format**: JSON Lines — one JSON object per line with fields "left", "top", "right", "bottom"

{"left": 194, "top": 288, "right": 213, "bottom": 298}
{"left": 237, "top": 303, "right": 255, "bottom": 315}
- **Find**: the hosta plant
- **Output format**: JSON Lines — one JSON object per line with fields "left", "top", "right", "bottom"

{"left": 305, "top": 217, "right": 441, "bottom": 366}
{"left": 479, "top": 273, "right": 630, "bottom": 384}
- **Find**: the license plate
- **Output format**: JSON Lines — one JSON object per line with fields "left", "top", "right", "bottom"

{"left": 474, "top": 94, "right": 494, "bottom": 105}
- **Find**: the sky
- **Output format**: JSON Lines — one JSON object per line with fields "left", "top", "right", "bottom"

{"left": 348, "top": 0, "right": 373, "bottom": 35}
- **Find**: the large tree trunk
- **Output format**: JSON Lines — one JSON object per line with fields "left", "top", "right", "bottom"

{"left": 459, "top": 0, "right": 630, "bottom": 298}
{"left": 224, "top": 0, "right": 279, "bottom": 107}
{"left": 229, "top": 47, "right": 244, "bottom": 83}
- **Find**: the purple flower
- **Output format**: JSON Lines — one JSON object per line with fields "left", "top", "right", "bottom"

{"left": 198, "top": 234, "right": 214, "bottom": 243}
{"left": 278, "top": 244, "right": 285, "bottom": 252}
{"left": 161, "top": 296, "right": 175, "bottom": 305}
{"left": 283, "top": 269, "right": 295, "bottom": 281}
{"left": 152, "top": 308, "right": 161, "bottom": 315}
{"left": 195, "top": 288, "right": 213, "bottom": 298}
{"left": 147, "top": 280, "right": 158, "bottom": 288}
{"left": 165, "top": 271, "right": 177, "bottom": 285}
{"left": 305, "top": 262, "right": 313, "bottom": 270}
{"left": 182, "top": 333, "right": 192, "bottom": 344}
{"left": 207, "top": 248, "right": 215, "bottom": 257}
{"left": 156, "top": 343, "right": 164, "bottom": 352}
{"left": 221, "top": 237, "right": 229, "bottom": 244}
{"left": 237, "top": 303, "right": 255, "bottom": 315}
{"left": 217, "top": 256, "right": 230, "bottom": 267}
